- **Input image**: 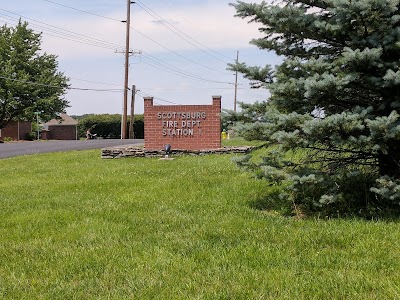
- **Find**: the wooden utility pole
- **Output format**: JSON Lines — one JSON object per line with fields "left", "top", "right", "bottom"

{"left": 129, "top": 85, "right": 136, "bottom": 139}
{"left": 234, "top": 51, "right": 239, "bottom": 112}
{"left": 121, "top": 0, "right": 133, "bottom": 139}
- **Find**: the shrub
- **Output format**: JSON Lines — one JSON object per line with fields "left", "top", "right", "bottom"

{"left": 25, "top": 131, "right": 36, "bottom": 141}
{"left": 77, "top": 114, "right": 144, "bottom": 139}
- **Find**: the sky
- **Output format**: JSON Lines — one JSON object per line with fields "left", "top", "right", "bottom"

{"left": 2, "top": 0, "right": 280, "bottom": 115}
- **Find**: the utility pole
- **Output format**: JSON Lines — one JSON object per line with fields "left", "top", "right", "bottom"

{"left": 129, "top": 84, "right": 136, "bottom": 139}
{"left": 34, "top": 111, "right": 41, "bottom": 140}
{"left": 234, "top": 51, "right": 239, "bottom": 112}
{"left": 121, "top": 1, "right": 134, "bottom": 139}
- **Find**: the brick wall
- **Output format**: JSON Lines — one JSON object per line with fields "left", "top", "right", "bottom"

{"left": 144, "top": 96, "right": 221, "bottom": 150}
{"left": 48, "top": 125, "right": 77, "bottom": 140}
{"left": 0, "top": 121, "right": 32, "bottom": 141}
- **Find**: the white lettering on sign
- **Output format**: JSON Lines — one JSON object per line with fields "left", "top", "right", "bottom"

{"left": 158, "top": 111, "right": 206, "bottom": 136}
{"left": 157, "top": 112, "right": 207, "bottom": 120}
{"left": 162, "top": 128, "right": 194, "bottom": 136}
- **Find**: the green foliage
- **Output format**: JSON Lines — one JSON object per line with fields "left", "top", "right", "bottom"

{"left": 78, "top": 114, "right": 120, "bottom": 139}
{"left": 228, "top": 0, "right": 400, "bottom": 216}
{"left": 25, "top": 131, "right": 36, "bottom": 141}
{"left": 0, "top": 21, "right": 69, "bottom": 129}
{"left": 131, "top": 114, "right": 144, "bottom": 139}
{"left": 77, "top": 114, "right": 144, "bottom": 139}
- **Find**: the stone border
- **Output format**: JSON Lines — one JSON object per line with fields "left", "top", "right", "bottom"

{"left": 102, "top": 146, "right": 258, "bottom": 159}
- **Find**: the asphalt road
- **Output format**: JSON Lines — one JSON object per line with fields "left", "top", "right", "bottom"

{"left": 0, "top": 139, "right": 144, "bottom": 159}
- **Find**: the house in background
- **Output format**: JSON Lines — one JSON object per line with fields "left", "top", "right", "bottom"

{"left": 0, "top": 121, "right": 32, "bottom": 141}
{"left": 42, "top": 114, "right": 78, "bottom": 140}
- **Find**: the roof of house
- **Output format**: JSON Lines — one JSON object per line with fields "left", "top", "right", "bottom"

{"left": 44, "top": 114, "right": 78, "bottom": 126}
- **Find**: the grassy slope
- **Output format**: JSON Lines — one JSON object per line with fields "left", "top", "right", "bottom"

{"left": 0, "top": 149, "right": 399, "bottom": 299}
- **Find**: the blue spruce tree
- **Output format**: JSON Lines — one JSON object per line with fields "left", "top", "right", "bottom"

{"left": 229, "top": 0, "right": 400, "bottom": 216}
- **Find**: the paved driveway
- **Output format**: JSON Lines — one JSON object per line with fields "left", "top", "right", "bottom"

{"left": 0, "top": 139, "right": 144, "bottom": 159}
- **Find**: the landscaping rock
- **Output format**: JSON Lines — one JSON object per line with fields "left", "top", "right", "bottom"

{"left": 101, "top": 146, "right": 258, "bottom": 159}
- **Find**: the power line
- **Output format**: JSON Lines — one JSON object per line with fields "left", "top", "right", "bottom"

{"left": 1, "top": 4, "right": 238, "bottom": 94}
{"left": 40, "top": 0, "right": 231, "bottom": 75}
{"left": 0, "top": 75, "right": 124, "bottom": 92}
{"left": 68, "top": 87, "right": 123, "bottom": 92}
{"left": 139, "top": 59, "right": 228, "bottom": 84}
{"left": 147, "top": 0, "right": 238, "bottom": 61}
{"left": 0, "top": 13, "right": 233, "bottom": 86}
{"left": 69, "top": 77, "right": 123, "bottom": 87}
{"left": 135, "top": 0, "right": 233, "bottom": 64}
{"left": 138, "top": 52, "right": 233, "bottom": 84}
{"left": 136, "top": 90, "right": 177, "bottom": 104}
{"left": 139, "top": 87, "right": 244, "bottom": 91}
{"left": 2, "top": 5, "right": 232, "bottom": 82}
{"left": 42, "top": 0, "right": 122, "bottom": 22}
{"left": 0, "top": 19, "right": 121, "bottom": 51}
{"left": 0, "top": 10, "right": 125, "bottom": 51}
{"left": 131, "top": 27, "right": 230, "bottom": 75}
{"left": 0, "top": 10, "right": 123, "bottom": 50}
{"left": 146, "top": 0, "right": 193, "bottom": 26}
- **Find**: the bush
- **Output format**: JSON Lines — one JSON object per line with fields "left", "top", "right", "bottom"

{"left": 26, "top": 131, "right": 36, "bottom": 141}
{"left": 77, "top": 114, "right": 144, "bottom": 139}
{"left": 131, "top": 114, "right": 144, "bottom": 139}
{"left": 236, "top": 146, "right": 400, "bottom": 218}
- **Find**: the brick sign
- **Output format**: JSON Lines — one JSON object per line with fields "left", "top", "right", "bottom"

{"left": 144, "top": 96, "right": 221, "bottom": 150}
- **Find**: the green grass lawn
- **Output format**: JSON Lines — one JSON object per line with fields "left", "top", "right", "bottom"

{"left": 0, "top": 149, "right": 399, "bottom": 299}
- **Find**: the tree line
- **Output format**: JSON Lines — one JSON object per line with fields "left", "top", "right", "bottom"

{"left": 75, "top": 114, "right": 144, "bottom": 139}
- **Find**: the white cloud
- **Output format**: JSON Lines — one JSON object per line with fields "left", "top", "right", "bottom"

{"left": 38, "top": 1, "right": 263, "bottom": 60}
{"left": 133, "top": 2, "right": 263, "bottom": 52}
{"left": 39, "top": 17, "right": 125, "bottom": 60}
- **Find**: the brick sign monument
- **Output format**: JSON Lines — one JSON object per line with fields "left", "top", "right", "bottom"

{"left": 144, "top": 96, "right": 221, "bottom": 150}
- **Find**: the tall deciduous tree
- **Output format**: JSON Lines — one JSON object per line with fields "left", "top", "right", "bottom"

{"left": 0, "top": 20, "right": 69, "bottom": 129}
{"left": 229, "top": 0, "right": 400, "bottom": 215}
